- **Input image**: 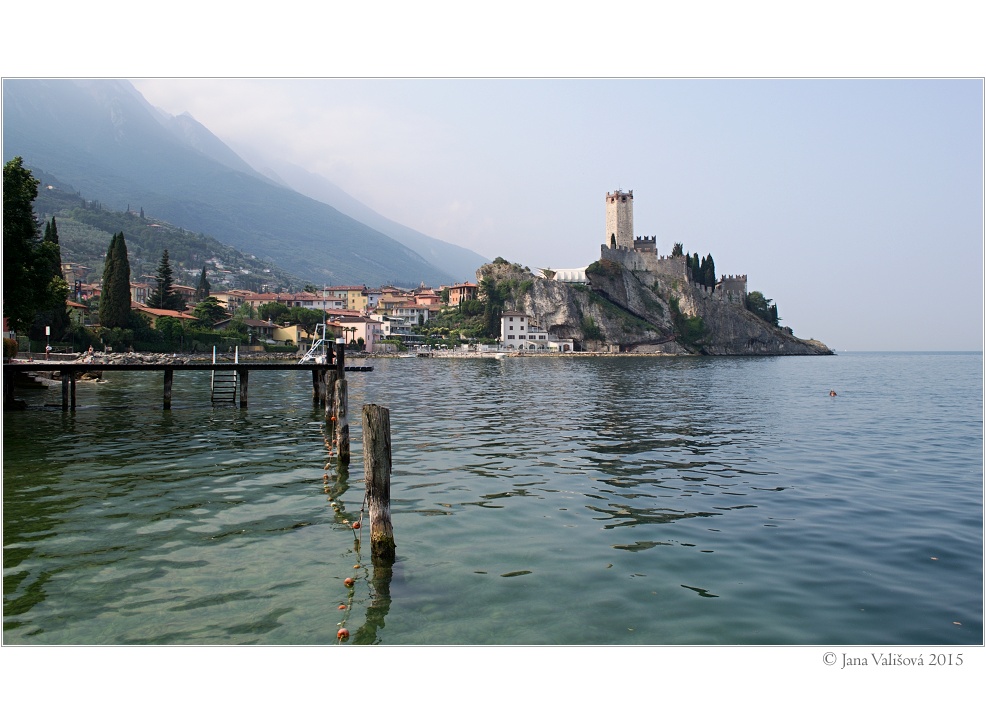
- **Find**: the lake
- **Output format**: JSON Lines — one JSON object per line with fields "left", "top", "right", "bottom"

{"left": 3, "top": 352, "right": 982, "bottom": 645}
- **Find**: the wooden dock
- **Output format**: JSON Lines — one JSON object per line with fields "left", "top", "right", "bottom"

{"left": 3, "top": 360, "right": 373, "bottom": 410}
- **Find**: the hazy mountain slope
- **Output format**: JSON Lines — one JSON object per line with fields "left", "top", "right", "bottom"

{"left": 257, "top": 160, "right": 488, "bottom": 282}
{"left": 2, "top": 79, "right": 455, "bottom": 288}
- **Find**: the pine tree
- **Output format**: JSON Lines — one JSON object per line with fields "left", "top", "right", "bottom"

{"left": 147, "top": 249, "right": 184, "bottom": 311}
{"left": 101, "top": 232, "right": 132, "bottom": 328}
{"left": 196, "top": 266, "right": 211, "bottom": 301}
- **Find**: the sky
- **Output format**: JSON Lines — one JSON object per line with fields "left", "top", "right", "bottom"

{"left": 128, "top": 78, "right": 984, "bottom": 352}
{"left": 3, "top": 3, "right": 983, "bottom": 352}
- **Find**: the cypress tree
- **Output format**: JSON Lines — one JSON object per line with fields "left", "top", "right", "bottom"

{"left": 196, "top": 266, "right": 211, "bottom": 301}
{"left": 100, "top": 232, "right": 132, "bottom": 328}
{"left": 704, "top": 253, "right": 716, "bottom": 288}
{"left": 31, "top": 216, "right": 71, "bottom": 341}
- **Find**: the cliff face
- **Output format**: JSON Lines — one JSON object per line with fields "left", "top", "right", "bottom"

{"left": 477, "top": 259, "right": 832, "bottom": 355}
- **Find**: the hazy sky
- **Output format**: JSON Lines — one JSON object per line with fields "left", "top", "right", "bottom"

{"left": 130, "top": 78, "right": 983, "bottom": 351}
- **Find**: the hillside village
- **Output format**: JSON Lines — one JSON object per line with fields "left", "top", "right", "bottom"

{"left": 9, "top": 180, "right": 829, "bottom": 358}
{"left": 54, "top": 269, "right": 482, "bottom": 355}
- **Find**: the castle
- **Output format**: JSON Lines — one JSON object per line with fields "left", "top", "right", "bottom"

{"left": 599, "top": 189, "right": 748, "bottom": 304}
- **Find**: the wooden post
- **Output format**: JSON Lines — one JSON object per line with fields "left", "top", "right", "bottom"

{"left": 325, "top": 368, "right": 338, "bottom": 415}
{"left": 163, "top": 368, "right": 173, "bottom": 410}
{"left": 312, "top": 369, "right": 320, "bottom": 405}
{"left": 362, "top": 404, "right": 396, "bottom": 563}
{"left": 334, "top": 377, "right": 350, "bottom": 464}
{"left": 336, "top": 341, "right": 346, "bottom": 379}
{"left": 239, "top": 368, "right": 248, "bottom": 409}
{"left": 69, "top": 371, "right": 77, "bottom": 409}
{"left": 61, "top": 373, "right": 69, "bottom": 411}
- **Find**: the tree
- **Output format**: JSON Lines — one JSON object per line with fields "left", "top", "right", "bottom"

{"left": 745, "top": 291, "right": 780, "bottom": 326}
{"left": 100, "top": 232, "right": 132, "bottom": 328}
{"left": 195, "top": 266, "right": 211, "bottom": 301}
{"left": 257, "top": 301, "right": 290, "bottom": 324}
{"left": 31, "top": 216, "right": 71, "bottom": 341}
{"left": 191, "top": 296, "right": 228, "bottom": 326}
{"left": 671, "top": 242, "right": 684, "bottom": 258}
{"left": 3, "top": 157, "right": 67, "bottom": 333}
{"left": 146, "top": 249, "right": 184, "bottom": 311}
{"left": 689, "top": 253, "right": 700, "bottom": 281}
{"left": 703, "top": 253, "right": 716, "bottom": 288}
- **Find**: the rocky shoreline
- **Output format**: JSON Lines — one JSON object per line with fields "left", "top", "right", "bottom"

{"left": 10, "top": 344, "right": 835, "bottom": 367}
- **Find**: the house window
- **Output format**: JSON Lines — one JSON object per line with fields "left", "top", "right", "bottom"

{"left": 518, "top": 335, "right": 525, "bottom": 339}
{"left": 509, "top": 325, "right": 513, "bottom": 330}
{"left": 507, "top": 335, "right": 515, "bottom": 339}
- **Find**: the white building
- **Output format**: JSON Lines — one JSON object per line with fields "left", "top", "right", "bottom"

{"left": 500, "top": 311, "right": 574, "bottom": 351}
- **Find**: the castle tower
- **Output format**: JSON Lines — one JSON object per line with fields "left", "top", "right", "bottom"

{"left": 605, "top": 190, "right": 634, "bottom": 250}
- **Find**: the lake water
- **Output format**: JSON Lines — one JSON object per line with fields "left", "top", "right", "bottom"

{"left": 3, "top": 352, "right": 982, "bottom": 645}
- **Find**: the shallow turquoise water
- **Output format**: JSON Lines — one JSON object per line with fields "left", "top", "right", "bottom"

{"left": 3, "top": 352, "right": 982, "bottom": 644}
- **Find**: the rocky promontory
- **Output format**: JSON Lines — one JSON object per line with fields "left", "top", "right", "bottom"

{"left": 478, "top": 258, "right": 832, "bottom": 355}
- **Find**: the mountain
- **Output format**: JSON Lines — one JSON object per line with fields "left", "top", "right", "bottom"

{"left": 2, "top": 79, "right": 466, "bottom": 288}
{"left": 250, "top": 159, "right": 488, "bottom": 283}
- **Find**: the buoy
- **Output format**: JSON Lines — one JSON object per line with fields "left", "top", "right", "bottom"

{"left": 352, "top": 521, "right": 361, "bottom": 530}
{"left": 353, "top": 564, "right": 361, "bottom": 569}
{"left": 338, "top": 604, "right": 346, "bottom": 610}
{"left": 337, "top": 628, "right": 349, "bottom": 639}
{"left": 344, "top": 577, "right": 355, "bottom": 587}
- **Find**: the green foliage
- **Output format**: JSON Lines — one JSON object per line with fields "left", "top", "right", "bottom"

{"left": 257, "top": 302, "right": 291, "bottom": 324}
{"left": 700, "top": 254, "right": 716, "bottom": 287}
{"left": 745, "top": 291, "right": 779, "bottom": 326}
{"left": 286, "top": 307, "right": 323, "bottom": 333}
{"left": 581, "top": 316, "right": 605, "bottom": 341}
{"left": 146, "top": 249, "right": 185, "bottom": 311}
{"left": 192, "top": 296, "right": 228, "bottom": 326}
{"left": 4, "top": 158, "right": 69, "bottom": 334}
{"left": 585, "top": 259, "right": 622, "bottom": 278}
{"left": 196, "top": 266, "right": 211, "bottom": 301}
{"left": 33, "top": 182, "right": 309, "bottom": 293}
{"left": 668, "top": 296, "right": 708, "bottom": 349}
{"left": 671, "top": 242, "right": 684, "bottom": 258}
{"left": 100, "top": 232, "right": 132, "bottom": 328}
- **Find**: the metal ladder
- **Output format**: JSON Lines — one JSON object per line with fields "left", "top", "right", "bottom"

{"left": 211, "top": 346, "right": 238, "bottom": 405}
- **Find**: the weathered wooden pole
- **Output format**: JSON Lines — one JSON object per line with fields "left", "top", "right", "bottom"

{"left": 334, "top": 377, "right": 350, "bottom": 464}
{"left": 238, "top": 368, "right": 248, "bottom": 409}
{"left": 362, "top": 404, "right": 396, "bottom": 564}
{"left": 325, "top": 368, "right": 338, "bottom": 415}
{"left": 163, "top": 368, "right": 174, "bottom": 410}
{"left": 335, "top": 340, "right": 346, "bottom": 378}
{"left": 69, "top": 371, "right": 77, "bottom": 409}
{"left": 61, "top": 373, "right": 69, "bottom": 411}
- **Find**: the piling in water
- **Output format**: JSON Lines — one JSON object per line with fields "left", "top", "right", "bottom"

{"left": 334, "top": 377, "right": 350, "bottom": 464}
{"left": 362, "top": 403, "right": 396, "bottom": 564}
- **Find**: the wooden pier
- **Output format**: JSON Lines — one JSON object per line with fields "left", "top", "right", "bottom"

{"left": 3, "top": 360, "right": 373, "bottom": 411}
